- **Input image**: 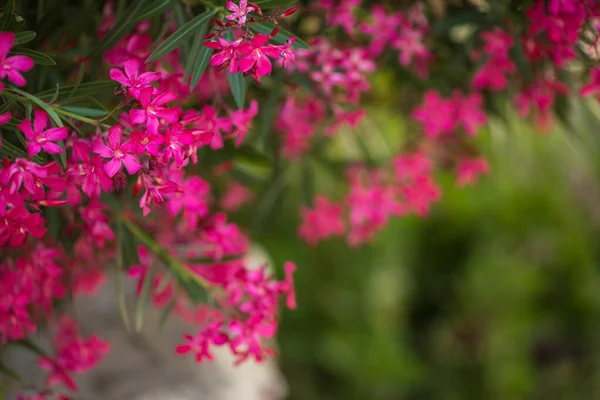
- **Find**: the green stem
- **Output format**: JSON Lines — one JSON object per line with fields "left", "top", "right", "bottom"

{"left": 53, "top": 107, "right": 109, "bottom": 127}
{"left": 117, "top": 214, "right": 210, "bottom": 290}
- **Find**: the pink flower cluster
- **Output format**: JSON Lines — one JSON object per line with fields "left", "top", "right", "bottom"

{"left": 413, "top": 90, "right": 487, "bottom": 138}
{"left": 360, "top": 3, "right": 431, "bottom": 76}
{"left": 38, "top": 316, "right": 110, "bottom": 393}
{"left": 299, "top": 151, "right": 446, "bottom": 247}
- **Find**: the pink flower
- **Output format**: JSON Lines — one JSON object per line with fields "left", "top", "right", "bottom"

{"left": 227, "top": 100, "right": 258, "bottom": 146}
{"left": 412, "top": 90, "right": 455, "bottom": 138}
{"left": 18, "top": 110, "right": 68, "bottom": 157}
{"left": 93, "top": 125, "right": 141, "bottom": 177}
{"left": 452, "top": 91, "right": 487, "bottom": 136}
{"left": 127, "top": 129, "right": 164, "bottom": 156}
{"left": 298, "top": 196, "right": 345, "bottom": 245}
{"left": 0, "top": 205, "right": 47, "bottom": 247}
{"left": 165, "top": 175, "right": 210, "bottom": 230}
{"left": 360, "top": 5, "right": 402, "bottom": 56}
{"left": 206, "top": 37, "right": 243, "bottom": 73}
{"left": 68, "top": 141, "right": 114, "bottom": 198}
{"left": 456, "top": 157, "right": 489, "bottom": 187}
{"left": 110, "top": 58, "right": 161, "bottom": 99}
{"left": 129, "top": 88, "right": 179, "bottom": 134}
{"left": 239, "top": 34, "right": 280, "bottom": 82}
{"left": 0, "top": 32, "right": 34, "bottom": 90}
{"left": 226, "top": 0, "right": 258, "bottom": 25}
{"left": 176, "top": 322, "right": 228, "bottom": 362}
{"left": 221, "top": 182, "right": 253, "bottom": 211}
{"left": 162, "top": 123, "right": 194, "bottom": 166}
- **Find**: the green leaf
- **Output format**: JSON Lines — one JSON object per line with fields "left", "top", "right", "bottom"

{"left": 135, "top": 261, "right": 154, "bottom": 332}
{"left": 0, "top": 0, "right": 14, "bottom": 31}
{"left": 7, "top": 87, "right": 66, "bottom": 166}
{"left": 49, "top": 83, "right": 60, "bottom": 104}
{"left": 248, "top": 22, "right": 309, "bottom": 49}
{"left": 231, "top": 166, "right": 264, "bottom": 186}
{"left": 251, "top": 166, "right": 287, "bottom": 234}
{"left": 158, "top": 295, "right": 177, "bottom": 329}
{"left": 132, "top": 0, "right": 175, "bottom": 22}
{"left": 10, "top": 48, "right": 56, "bottom": 66}
{"left": 254, "top": 0, "right": 296, "bottom": 8}
{"left": 301, "top": 160, "right": 314, "bottom": 205}
{"left": 0, "top": 361, "right": 21, "bottom": 382}
{"left": 184, "top": 17, "right": 211, "bottom": 81}
{"left": 14, "top": 30, "right": 36, "bottom": 46}
{"left": 0, "top": 95, "right": 18, "bottom": 114}
{"left": 224, "top": 30, "right": 246, "bottom": 109}
{"left": 146, "top": 9, "right": 216, "bottom": 62}
{"left": 61, "top": 106, "right": 108, "bottom": 118}
{"left": 236, "top": 144, "right": 273, "bottom": 167}
{"left": 189, "top": 45, "right": 212, "bottom": 90}
{"left": 16, "top": 339, "right": 47, "bottom": 356}
{"left": 36, "top": 81, "right": 116, "bottom": 100}
{"left": 68, "top": 63, "right": 85, "bottom": 100}
{"left": 177, "top": 277, "right": 208, "bottom": 305}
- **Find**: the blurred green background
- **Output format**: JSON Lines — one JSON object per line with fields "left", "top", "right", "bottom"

{"left": 244, "top": 88, "right": 600, "bottom": 399}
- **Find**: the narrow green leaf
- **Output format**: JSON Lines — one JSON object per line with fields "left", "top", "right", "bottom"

{"left": 301, "top": 160, "right": 314, "bottom": 205}
{"left": 231, "top": 166, "right": 264, "bottom": 186}
{"left": 0, "top": 0, "right": 14, "bottom": 31}
{"left": 248, "top": 22, "right": 309, "bottom": 49}
{"left": 235, "top": 144, "right": 273, "bottom": 167}
{"left": 158, "top": 295, "right": 177, "bottom": 329}
{"left": 146, "top": 9, "right": 216, "bottom": 62}
{"left": 251, "top": 166, "right": 287, "bottom": 233}
{"left": 61, "top": 106, "right": 108, "bottom": 118}
{"left": 173, "top": 3, "right": 191, "bottom": 63}
{"left": 135, "top": 261, "right": 154, "bottom": 332}
{"left": 190, "top": 45, "right": 212, "bottom": 90}
{"left": 37, "top": 81, "right": 116, "bottom": 100}
{"left": 224, "top": 30, "right": 246, "bottom": 109}
{"left": 0, "top": 361, "right": 21, "bottom": 382}
{"left": 257, "top": 71, "right": 282, "bottom": 148}
{"left": 16, "top": 339, "right": 47, "bottom": 356}
{"left": 132, "top": 0, "right": 175, "bottom": 22}
{"left": 0, "top": 95, "right": 18, "bottom": 114}
{"left": 68, "top": 63, "right": 85, "bottom": 100}
{"left": 7, "top": 87, "right": 66, "bottom": 166}
{"left": 254, "top": 0, "right": 296, "bottom": 8}
{"left": 0, "top": 386, "right": 6, "bottom": 400}
{"left": 14, "top": 31, "right": 36, "bottom": 46}
{"left": 10, "top": 48, "right": 56, "bottom": 66}
{"left": 184, "top": 18, "right": 211, "bottom": 81}
{"left": 47, "top": 83, "right": 60, "bottom": 105}
{"left": 178, "top": 277, "right": 208, "bottom": 305}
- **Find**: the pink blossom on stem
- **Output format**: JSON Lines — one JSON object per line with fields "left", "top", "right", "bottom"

{"left": 18, "top": 109, "right": 68, "bottom": 157}
{"left": 239, "top": 34, "right": 280, "bottom": 82}
{"left": 92, "top": 125, "right": 141, "bottom": 177}
{"left": 110, "top": 58, "right": 161, "bottom": 99}
{"left": 456, "top": 157, "right": 489, "bottom": 187}
{"left": 0, "top": 32, "right": 34, "bottom": 90}
{"left": 412, "top": 90, "right": 456, "bottom": 138}
{"left": 129, "top": 88, "right": 179, "bottom": 134}
{"left": 451, "top": 91, "right": 487, "bottom": 136}
{"left": 298, "top": 196, "right": 345, "bottom": 245}
{"left": 226, "top": 0, "right": 258, "bottom": 25}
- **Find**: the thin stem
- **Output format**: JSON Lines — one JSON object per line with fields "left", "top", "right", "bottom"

{"left": 116, "top": 225, "right": 132, "bottom": 333}
{"left": 53, "top": 107, "right": 110, "bottom": 128}
{"left": 117, "top": 213, "right": 210, "bottom": 290}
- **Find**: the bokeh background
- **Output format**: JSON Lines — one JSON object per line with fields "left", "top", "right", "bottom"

{"left": 235, "top": 70, "right": 600, "bottom": 399}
